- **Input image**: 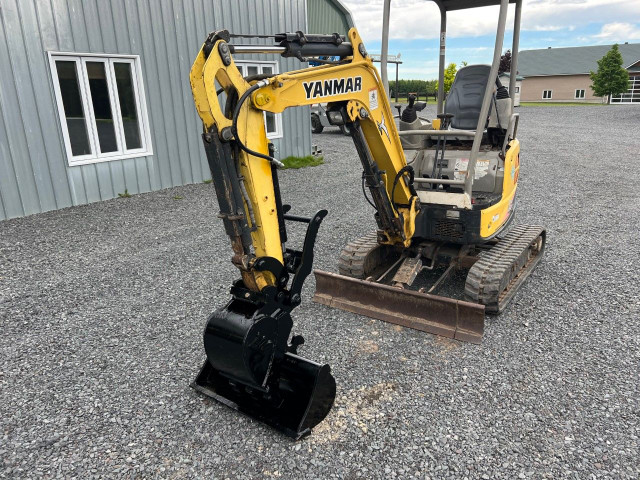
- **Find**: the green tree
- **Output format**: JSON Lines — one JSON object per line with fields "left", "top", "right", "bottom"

{"left": 435, "top": 62, "right": 459, "bottom": 94}
{"left": 389, "top": 79, "right": 438, "bottom": 98}
{"left": 589, "top": 44, "right": 630, "bottom": 103}
{"left": 499, "top": 50, "right": 511, "bottom": 74}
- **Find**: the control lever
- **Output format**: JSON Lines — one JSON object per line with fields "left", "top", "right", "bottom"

{"left": 431, "top": 113, "right": 455, "bottom": 188}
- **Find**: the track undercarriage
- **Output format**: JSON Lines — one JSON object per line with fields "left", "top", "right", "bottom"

{"left": 313, "top": 225, "right": 546, "bottom": 343}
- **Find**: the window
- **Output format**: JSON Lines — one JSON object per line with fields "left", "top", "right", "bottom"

{"left": 235, "top": 61, "right": 283, "bottom": 139}
{"left": 49, "top": 52, "right": 152, "bottom": 165}
{"left": 515, "top": 86, "right": 520, "bottom": 94}
{"left": 575, "top": 89, "right": 586, "bottom": 99}
{"left": 611, "top": 76, "right": 640, "bottom": 104}
{"left": 542, "top": 90, "right": 553, "bottom": 99}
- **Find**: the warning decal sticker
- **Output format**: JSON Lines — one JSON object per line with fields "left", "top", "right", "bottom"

{"left": 369, "top": 87, "right": 379, "bottom": 110}
{"left": 453, "top": 158, "right": 490, "bottom": 181}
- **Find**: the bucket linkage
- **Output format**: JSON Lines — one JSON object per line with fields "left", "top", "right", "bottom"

{"left": 192, "top": 209, "right": 336, "bottom": 439}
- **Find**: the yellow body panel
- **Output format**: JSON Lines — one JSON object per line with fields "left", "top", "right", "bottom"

{"left": 480, "top": 140, "right": 520, "bottom": 238}
{"left": 253, "top": 29, "right": 417, "bottom": 246}
{"left": 190, "top": 40, "right": 282, "bottom": 289}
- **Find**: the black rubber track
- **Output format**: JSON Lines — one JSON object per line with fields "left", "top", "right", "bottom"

{"left": 337, "top": 232, "right": 380, "bottom": 279}
{"left": 465, "top": 224, "right": 546, "bottom": 313}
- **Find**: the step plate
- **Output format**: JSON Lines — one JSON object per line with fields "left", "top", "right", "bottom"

{"left": 313, "top": 270, "right": 485, "bottom": 343}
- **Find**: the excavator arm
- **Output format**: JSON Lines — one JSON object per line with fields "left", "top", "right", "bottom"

{"left": 190, "top": 28, "right": 419, "bottom": 294}
{"left": 250, "top": 30, "right": 419, "bottom": 244}
{"left": 189, "top": 27, "right": 423, "bottom": 439}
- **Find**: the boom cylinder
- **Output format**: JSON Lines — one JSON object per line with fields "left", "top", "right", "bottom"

{"left": 229, "top": 33, "right": 353, "bottom": 59}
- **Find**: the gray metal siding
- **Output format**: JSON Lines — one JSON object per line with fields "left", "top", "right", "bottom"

{"left": 0, "top": 0, "right": 311, "bottom": 220}
{"left": 307, "top": 0, "right": 352, "bottom": 35}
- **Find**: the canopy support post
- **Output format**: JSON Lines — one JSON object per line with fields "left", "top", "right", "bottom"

{"left": 436, "top": 1, "right": 446, "bottom": 115}
{"left": 381, "top": 0, "right": 391, "bottom": 98}
{"left": 464, "top": 0, "right": 509, "bottom": 198}
{"left": 509, "top": 0, "right": 522, "bottom": 115}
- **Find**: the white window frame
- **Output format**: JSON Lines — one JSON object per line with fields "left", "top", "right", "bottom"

{"left": 48, "top": 52, "right": 153, "bottom": 166}
{"left": 515, "top": 86, "right": 520, "bottom": 94}
{"left": 234, "top": 60, "right": 283, "bottom": 140}
{"left": 575, "top": 89, "right": 585, "bottom": 99}
{"left": 542, "top": 90, "right": 552, "bottom": 99}
{"left": 611, "top": 76, "right": 639, "bottom": 103}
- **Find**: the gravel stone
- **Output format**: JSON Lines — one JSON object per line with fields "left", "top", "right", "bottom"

{"left": 1, "top": 105, "right": 639, "bottom": 479}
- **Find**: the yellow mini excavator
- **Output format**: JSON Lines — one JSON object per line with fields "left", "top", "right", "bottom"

{"left": 189, "top": 0, "right": 544, "bottom": 438}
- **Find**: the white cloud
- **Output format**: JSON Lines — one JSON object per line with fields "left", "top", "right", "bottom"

{"left": 593, "top": 23, "right": 640, "bottom": 41}
{"left": 341, "top": 0, "right": 640, "bottom": 44}
{"left": 339, "top": 1, "right": 640, "bottom": 78}
{"left": 528, "top": 25, "right": 571, "bottom": 32}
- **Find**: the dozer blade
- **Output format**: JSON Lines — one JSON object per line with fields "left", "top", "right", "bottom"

{"left": 192, "top": 352, "right": 336, "bottom": 440}
{"left": 313, "top": 270, "right": 485, "bottom": 343}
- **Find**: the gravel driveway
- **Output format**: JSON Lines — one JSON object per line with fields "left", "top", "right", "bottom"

{"left": 1, "top": 105, "right": 639, "bottom": 479}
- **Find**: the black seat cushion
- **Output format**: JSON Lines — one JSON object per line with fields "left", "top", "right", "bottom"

{"left": 445, "top": 65, "right": 491, "bottom": 130}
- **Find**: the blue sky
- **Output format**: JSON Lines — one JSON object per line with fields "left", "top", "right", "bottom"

{"left": 341, "top": 0, "right": 640, "bottom": 79}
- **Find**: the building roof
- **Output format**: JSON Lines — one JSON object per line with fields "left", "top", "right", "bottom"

{"left": 499, "top": 72, "right": 524, "bottom": 81}
{"left": 518, "top": 43, "right": 640, "bottom": 77}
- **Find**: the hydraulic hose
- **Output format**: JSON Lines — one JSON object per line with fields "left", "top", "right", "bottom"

{"left": 361, "top": 172, "right": 378, "bottom": 210}
{"left": 390, "top": 165, "right": 415, "bottom": 214}
{"left": 232, "top": 80, "right": 284, "bottom": 167}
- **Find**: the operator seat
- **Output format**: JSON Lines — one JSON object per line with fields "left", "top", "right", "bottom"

{"left": 445, "top": 65, "right": 491, "bottom": 130}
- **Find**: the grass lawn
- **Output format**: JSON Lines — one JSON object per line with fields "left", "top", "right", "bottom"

{"left": 281, "top": 155, "right": 324, "bottom": 169}
{"left": 520, "top": 102, "right": 607, "bottom": 107}
{"left": 391, "top": 100, "right": 607, "bottom": 107}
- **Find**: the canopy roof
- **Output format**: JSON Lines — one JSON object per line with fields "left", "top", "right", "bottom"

{"left": 431, "top": 0, "right": 516, "bottom": 11}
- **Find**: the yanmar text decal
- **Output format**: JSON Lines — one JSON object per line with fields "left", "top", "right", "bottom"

{"left": 303, "top": 77, "right": 362, "bottom": 100}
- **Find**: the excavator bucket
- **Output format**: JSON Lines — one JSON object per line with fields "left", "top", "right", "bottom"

{"left": 192, "top": 352, "right": 336, "bottom": 440}
{"left": 190, "top": 207, "right": 337, "bottom": 439}
{"left": 313, "top": 270, "right": 485, "bottom": 343}
{"left": 191, "top": 302, "right": 336, "bottom": 439}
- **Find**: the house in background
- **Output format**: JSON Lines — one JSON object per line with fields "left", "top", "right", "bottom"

{"left": 0, "top": 0, "right": 353, "bottom": 221}
{"left": 517, "top": 42, "right": 640, "bottom": 104}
